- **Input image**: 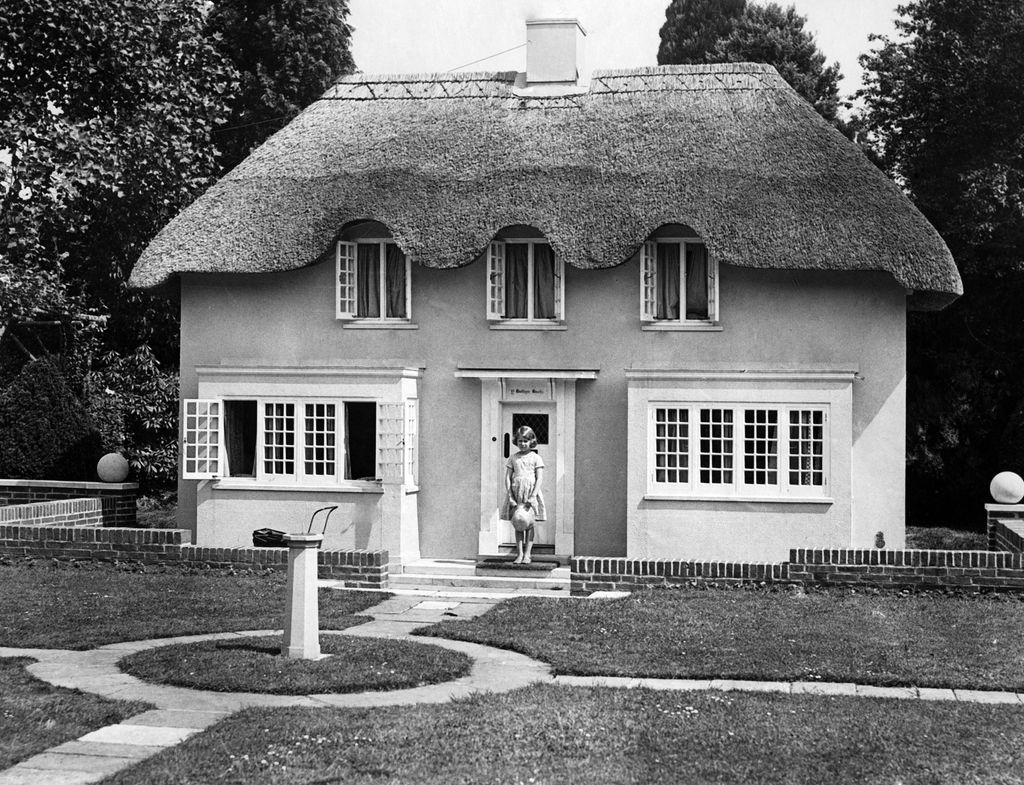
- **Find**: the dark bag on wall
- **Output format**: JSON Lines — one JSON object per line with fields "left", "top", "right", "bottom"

{"left": 252, "top": 528, "right": 287, "bottom": 548}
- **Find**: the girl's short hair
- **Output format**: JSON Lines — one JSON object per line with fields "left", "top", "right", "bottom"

{"left": 512, "top": 425, "right": 538, "bottom": 450}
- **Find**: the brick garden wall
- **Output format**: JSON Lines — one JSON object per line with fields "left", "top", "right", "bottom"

{"left": 572, "top": 516, "right": 1024, "bottom": 595}
{"left": 0, "top": 521, "right": 390, "bottom": 589}
{"left": 0, "top": 480, "right": 137, "bottom": 527}
{"left": 0, "top": 498, "right": 104, "bottom": 528}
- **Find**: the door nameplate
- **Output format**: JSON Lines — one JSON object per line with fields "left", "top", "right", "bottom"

{"left": 501, "top": 378, "right": 554, "bottom": 401}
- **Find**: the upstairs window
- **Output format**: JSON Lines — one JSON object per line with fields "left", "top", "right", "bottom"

{"left": 487, "top": 240, "right": 564, "bottom": 322}
{"left": 337, "top": 239, "right": 411, "bottom": 321}
{"left": 641, "top": 239, "right": 718, "bottom": 324}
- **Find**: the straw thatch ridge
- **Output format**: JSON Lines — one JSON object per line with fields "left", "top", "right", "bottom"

{"left": 130, "top": 63, "right": 962, "bottom": 309}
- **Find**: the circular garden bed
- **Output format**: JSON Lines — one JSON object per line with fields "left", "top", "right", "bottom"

{"left": 119, "top": 634, "right": 472, "bottom": 695}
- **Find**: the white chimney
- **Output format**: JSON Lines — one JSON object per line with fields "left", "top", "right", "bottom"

{"left": 526, "top": 19, "right": 586, "bottom": 85}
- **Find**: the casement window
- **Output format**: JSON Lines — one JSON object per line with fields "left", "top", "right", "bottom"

{"left": 487, "top": 240, "right": 564, "bottom": 322}
{"left": 649, "top": 403, "right": 828, "bottom": 497}
{"left": 183, "top": 398, "right": 384, "bottom": 484}
{"left": 337, "top": 240, "right": 411, "bottom": 321}
{"left": 641, "top": 240, "right": 718, "bottom": 323}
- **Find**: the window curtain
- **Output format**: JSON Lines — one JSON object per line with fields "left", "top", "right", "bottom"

{"left": 656, "top": 243, "right": 680, "bottom": 320}
{"left": 685, "top": 244, "right": 709, "bottom": 319}
{"left": 505, "top": 244, "right": 529, "bottom": 318}
{"left": 356, "top": 244, "right": 380, "bottom": 317}
{"left": 533, "top": 244, "right": 556, "bottom": 318}
{"left": 385, "top": 245, "right": 406, "bottom": 318}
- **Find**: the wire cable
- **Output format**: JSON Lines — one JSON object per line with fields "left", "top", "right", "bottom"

{"left": 446, "top": 42, "right": 527, "bottom": 73}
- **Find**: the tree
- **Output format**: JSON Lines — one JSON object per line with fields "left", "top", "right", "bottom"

{"left": 205, "top": 0, "right": 356, "bottom": 172}
{"left": 0, "top": 0, "right": 236, "bottom": 365}
{"left": 658, "top": 0, "right": 842, "bottom": 123}
{"left": 858, "top": 0, "right": 1024, "bottom": 526}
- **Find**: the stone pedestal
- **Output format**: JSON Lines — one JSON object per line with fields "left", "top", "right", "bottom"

{"left": 282, "top": 532, "right": 323, "bottom": 659}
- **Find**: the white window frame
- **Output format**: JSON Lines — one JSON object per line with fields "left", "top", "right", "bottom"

{"left": 183, "top": 396, "right": 381, "bottom": 486}
{"left": 336, "top": 239, "right": 412, "bottom": 322}
{"left": 647, "top": 402, "right": 829, "bottom": 499}
{"left": 640, "top": 238, "right": 719, "bottom": 326}
{"left": 486, "top": 239, "right": 565, "bottom": 323}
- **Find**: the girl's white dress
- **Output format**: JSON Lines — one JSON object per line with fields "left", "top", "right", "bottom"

{"left": 503, "top": 450, "right": 547, "bottom": 520}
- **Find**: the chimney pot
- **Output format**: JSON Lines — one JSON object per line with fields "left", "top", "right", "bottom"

{"left": 526, "top": 19, "right": 586, "bottom": 85}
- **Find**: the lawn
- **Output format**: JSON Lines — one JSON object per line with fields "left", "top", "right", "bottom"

{"left": 120, "top": 634, "right": 471, "bottom": 694}
{"left": 0, "top": 560, "right": 386, "bottom": 649}
{"left": 0, "top": 657, "right": 150, "bottom": 770}
{"left": 100, "top": 685, "right": 1024, "bottom": 785}
{"left": 420, "top": 587, "right": 1024, "bottom": 691}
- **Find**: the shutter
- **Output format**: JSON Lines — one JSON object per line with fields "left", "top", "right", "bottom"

{"left": 336, "top": 241, "right": 356, "bottom": 318}
{"left": 641, "top": 241, "right": 657, "bottom": 321}
{"left": 377, "top": 402, "right": 405, "bottom": 482}
{"left": 707, "top": 256, "right": 718, "bottom": 321}
{"left": 553, "top": 257, "right": 565, "bottom": 320}
{"left": 182, "top": 399, "right": 222, "bottom": 479}
{"left": 404, "top": 255, "right": 413, "bottom": 320}
{"left": 405, "top": 399, "right": 419, "bottom": 486}
{"left": 487, "top": 241, "right": 505, "bottom": 320}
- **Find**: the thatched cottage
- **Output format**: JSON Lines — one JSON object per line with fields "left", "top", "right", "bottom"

{"left": 131, "top": 21, "right": 962, "bottom": 565}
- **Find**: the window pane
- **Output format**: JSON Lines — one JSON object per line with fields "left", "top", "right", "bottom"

{"left": 656, "top": 243, "right": 681, "bottom": 320}
{"left": 654, "top": 407, "right": 689, "bottom": 484}
{"left": 789, "top": 410, "right": 825, "bottom": 486}
{"left": 743, "top": 409, "right": 778, "bottom": 486}
{"left": 304, "top": 403, "right": 336, "bottom": 477}
{"left": 505, "top": 244, "right": 529, "bottom": 318}
{"left": 345, "top": 401, "right": 377, "bottom": 480}
{"left": 534, "top": 244, "right": 556, "bottom": 318}
{"left": 385, "top": 245, "right": 407, "bottom": 318}
{"left": 685, "top": 244, "right": 709, "bottom": 319}
{"left": 699, "top": 408, "right": 733, "bottom": 484}
{"left": 356, "top": 244, "right": 380, "bottom": 318}
{"left": 225, "top": 400, "right": 257, "bottom": 477}
{"left": 263, "top": 402, "right": 295, "bottom": 475}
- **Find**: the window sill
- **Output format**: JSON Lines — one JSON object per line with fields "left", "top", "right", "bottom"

{"left": 211, "top": 479, "right": 385, "bottom": 494}
{"left": 488, "top": 321, "right": 567, "bottom": 331}
{"left": 644, "top": 493, "right": 833, "bottom": 505}
{"left": 641, "top": 322, "right": 722, "bottom": 332}
{"left": 339, "top": 320, "right": 418, "bottom": 330}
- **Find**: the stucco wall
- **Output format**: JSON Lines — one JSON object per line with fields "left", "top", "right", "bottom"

{"left": 179, "top": 252, "right": 906, "bottom": 559}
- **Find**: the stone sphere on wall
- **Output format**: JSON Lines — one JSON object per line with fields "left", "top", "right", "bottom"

{"left": 990, "top": 471, "right": 1024, "bottom": 504}
{"left": 97, "top": 453, "right": 130, "bottom": 483}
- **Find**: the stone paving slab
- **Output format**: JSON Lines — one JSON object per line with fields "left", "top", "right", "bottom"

{"left": 48, "top": 741, "right": 162, "bottom": 759}
{"left": 79, "top": 724, "right": 200, "bottom": 747}
{"left": 123, "top": 708, "right": 231, "bottom": 728}
{"left": 8, "top": 753, "right": 131, "bottom": 775}
{"left": 710, "top": 679, "right": 791, "bottom": 694}
{"left": 953, "top": 689, "right": 1022, "bottom": 704}
{"left": 792, "top": 681, "right": 859, "bottom": 696}
{"left": 916, "top": 687, "right": 959, "bottom": 702}
{"left": 0, "top": 765, "right": 100, "bottom": 785}
{"left": 855, "top": 684, "right": 918, "bottom": 700}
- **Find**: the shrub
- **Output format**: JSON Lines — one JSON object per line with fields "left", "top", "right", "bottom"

{"left": 0, "top": 358, "right": 103, "bottom": 480}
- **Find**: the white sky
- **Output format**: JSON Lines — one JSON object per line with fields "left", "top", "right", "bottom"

{"left": 347, "top": 0, "right": 900, "bottom": 100}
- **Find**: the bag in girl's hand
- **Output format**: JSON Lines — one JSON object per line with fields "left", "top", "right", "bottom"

{"left": 510, "top": 502, "right": 535, "bottom": 533}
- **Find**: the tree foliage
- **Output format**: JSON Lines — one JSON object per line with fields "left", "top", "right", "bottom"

{"left": 205, "top": 0, "right": 355, "bottom": 172}
{"left": 0, "top": 0, "right": 236, "bottom": 365}
{"left": 658, "top": 0, "right": 842, "bottom": 122}
{"left": 859, "top": 0, "right": 1024, "bottom": 525}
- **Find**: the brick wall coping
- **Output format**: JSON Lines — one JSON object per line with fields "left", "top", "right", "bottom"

{"left": 0, "top": 479, "right": 138, "bottom": 491}
{"left": 986, "top": 503, "right": 1024, "bottom": 513}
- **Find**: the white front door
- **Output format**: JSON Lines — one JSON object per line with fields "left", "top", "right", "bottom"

{"left": 498, "top": 403, "right": 556, "bottom": 547}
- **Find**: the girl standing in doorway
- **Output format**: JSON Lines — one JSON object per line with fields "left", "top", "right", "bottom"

{"left": 504, "top": 425, "right": 546, "bottom": 564}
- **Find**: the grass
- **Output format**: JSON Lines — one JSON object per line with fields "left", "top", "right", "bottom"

{"left": 905, "top": 525, "right": 987, "bottom": 550}
{"left": 420, "top": 587, "right": 1024, "bottom": 691}
{"left": 119, "top": 634, "right": 471, "bottom": 694}
{"left": 100, "top": 685, "right": 1024, "bottom": 785}
{"left": 0, "top": 657, "right": 150, "bottom": 770}
{"left": 0, "top": 561, "right": 386, "bottom": 649}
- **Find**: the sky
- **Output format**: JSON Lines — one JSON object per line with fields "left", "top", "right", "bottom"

{"left": 347, "top": 0, "right": 902, "bottom": 101}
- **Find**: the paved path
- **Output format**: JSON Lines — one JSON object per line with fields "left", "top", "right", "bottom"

{"left": 2, "top": 593, "right": 1023, "bottom": 784}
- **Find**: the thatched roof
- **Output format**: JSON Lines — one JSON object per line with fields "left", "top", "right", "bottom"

{"left": 130, "top": 63, "right": 961, "bottom": 309}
